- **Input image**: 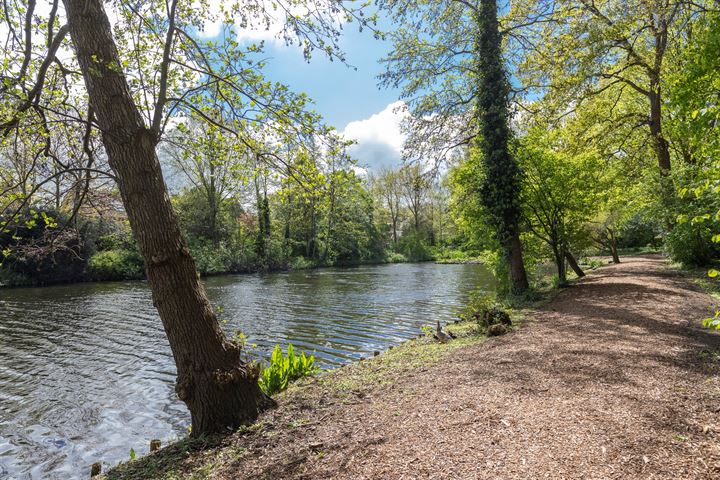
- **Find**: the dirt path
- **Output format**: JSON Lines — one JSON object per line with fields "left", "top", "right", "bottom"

{"left": 114, "top": 255, "right": 720, "bottom": 479}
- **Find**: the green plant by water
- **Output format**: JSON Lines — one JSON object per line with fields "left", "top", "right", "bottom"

{"left": 259, "top": 344, "right": 319, "bottom": 396}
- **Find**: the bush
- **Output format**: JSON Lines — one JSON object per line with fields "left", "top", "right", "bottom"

{"left": 0, "top": 210, "right": 91, "bottom": 285}
{"left": 289, "top": 256, "right": 315, "bottom": 270}
{"left": 385, "top": 251, "right": 407, "bottom": 263}
{"left": 259, "top": 344, "right": 318, "bottom": 396}
{"left": 88, "top": 249, "right": 144, "bottom": 281}
{"left": 458, "top": 291, "right": 512, "bottom": 332}
{"left": 190, "top": 240, "right": 235, "bottom": 275}
{"left": 0, "top": 268, "right": 31, "bottom": 287}
{"left": 397, "top": 232, "right": 432, "bottom": 262}
{"left": 618, "top": 213, "right": 662, "bottom": 249}
{"left": 665, "top": 220, "right": 716, "bottom": 266}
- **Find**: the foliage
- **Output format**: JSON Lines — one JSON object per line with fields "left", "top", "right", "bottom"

{"left": 517, "top": 132, "right": 604, "bottom": 284}
{"left": 396, "top": 232, "right": 432, "bottom": 262}
{"left": 384, "top": 251, "right": 408, "bottom": 263}
{"left": 88, "top": 250, "right": 144, "bottom": 281}
{"left": 666, "top": 216, "right": 718, "bottom": 267}
{"left": 472, "top": 1, "right": 526, "bottom": 289}
{"left": 0, "top": 209, "right": 91, "bottom": 285}
{"left": 663, "top": 13, "right": 720, "bottom": 270}
{"left": 457, "top": 291, "right": 511, "bottom": 332}
{"left": 617, "top": 213, "right": 662, "bottom": 249}
{"left": 259, "top": 344, "right": 319, "bottom": 396}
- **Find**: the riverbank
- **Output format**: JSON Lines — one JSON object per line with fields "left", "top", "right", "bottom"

{"left": 102, "top": 318, "right": 497, "bottom": 480}
{"left": 0, "top": 253, "right": 461, "bottom": 289}
{"left": 103, "top": 255, "right": 720, "bottom": 479}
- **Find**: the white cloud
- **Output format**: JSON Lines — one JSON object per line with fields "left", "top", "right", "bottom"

{"left": 194, "top": 1, "right": 345, "bottom": 48}
{"left": 342, "top": 101, "right": 408, "bottom": 171}
{"left": 199, "top": 19, "right": 224, "bottom": 38}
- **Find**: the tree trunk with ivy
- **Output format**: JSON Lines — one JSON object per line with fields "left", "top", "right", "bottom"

{"left": 63, "top": 0, "right": 273, "bottom": 435}
{"left": 474, "top": 0, "right": 529, "bottom": 294}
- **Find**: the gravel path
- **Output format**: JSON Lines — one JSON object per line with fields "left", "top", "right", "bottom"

{"left": 216, "top": 255, "right": 720, "bottom": 479}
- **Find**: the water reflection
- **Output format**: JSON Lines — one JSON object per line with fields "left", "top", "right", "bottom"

{"left": 0, "top": 262, "right": 493, "bottom": 479}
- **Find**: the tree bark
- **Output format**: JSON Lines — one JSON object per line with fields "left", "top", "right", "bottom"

{"left": 63, "top": 0, "right": 273, "bottom": 435}
{"left": 508, "top": 233, "right": 530, "bottom": 293}
{"left": 565, "top": 250, "right": 585, "bottom": 278}
{"left": 608, "top": 228, "right": 620, "bottom": 264}
{"left": 551, "top": 243, "right": 567, "bottom": 286}
{"left": 648, "top": 87, "right": 671, "bottom": 173}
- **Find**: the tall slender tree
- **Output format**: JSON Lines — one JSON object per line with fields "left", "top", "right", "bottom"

{"left": 62, "top": 0, "right": 273, "bottom": 434}
{"left": 379, "top": 0, "right": 529, "bottom": 292}
{"left": 473, "top": 0, "right": 529, "bottom": 292}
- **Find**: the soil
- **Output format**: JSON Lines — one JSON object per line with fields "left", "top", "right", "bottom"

{"left": 109, "top": 255, "right": 720, "bottom": 479}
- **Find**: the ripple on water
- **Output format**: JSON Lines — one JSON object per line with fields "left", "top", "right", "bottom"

{"left": 0, "top": 262, "right": 494, "bottom": 478}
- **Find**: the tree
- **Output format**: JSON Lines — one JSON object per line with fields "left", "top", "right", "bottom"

{"left": 371, "top": 168, "right": 404, "bottom": 246}
{"left": 1, "top": 0, "right": 371, "bottom": 435}
{"left": 518, "top": 135, "right": 603, "bottom": 285}
{"left": 166, "top": 118, "right": 249, "bottom": 244}
{"left": 473, "top": 0, "right": 529, "bottom": 292}
{"left": 399, "top": 164, "right": 429, "bottom": 234}
{"left": 509, "top": 0, "right": 712, "bottom": 186}
{"left": 61, "top": 0, "right": 274, "bottom": 434}
{"left": 379, "top": 0, "right": 529, "bottom": 292}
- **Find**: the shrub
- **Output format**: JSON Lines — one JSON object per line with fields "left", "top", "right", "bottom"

{"left": 665, "top": 220, "right": 716, "bottom": 266}
{"left": 618, "top": 213, "right": 662, "bottom": 249}
{"left": 0, "top": 268, "right": 31, "bottom": 287}
{"left": 458, "top": 291, "right": 512, "bottom": 332}
{"left": 289, "top": 256, "right": 315, "bottom": 270}
{"left": 385, "top": 251, "right": 407, "bottom": 263}
{"left": 397, "top": 232, "right": 432, "bottom": 262}
{"left": 0, "top": 209, "right": 91, "bottom": 285}
{"left": 88, "top": 249, "right": 144, "bottom": 281}
{"left": 259, "top": 344, "right": 318, "bottom": 396}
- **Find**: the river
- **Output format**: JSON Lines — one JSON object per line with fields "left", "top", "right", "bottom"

{"left": 0, "top": 262, "right": 493, "bottom": 479}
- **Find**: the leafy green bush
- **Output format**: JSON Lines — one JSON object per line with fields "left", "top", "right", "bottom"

{"left": 618, "top": 212, "right": 662, "bottom": 249}
{"left": 88, "top": 249, "right": 144, "bottom": 281}
{"left": 665, "top": 219, "right": 716, "bottom": 267}
{"left": 289, "top": 256, "right": 316, "bottom": 270}
{"left": 397, "top": 232, "right": 432, "bottom": 262}
{"left": 259, "top": 344, "right": 318, "bottom": 396}
{"left": 457, "top": 291, "right": 512, "bottom": 331}
{"left": 385, "top": 251, "right": 407, "bottom": 263}
{"left": 190, "top": 241, "right": 234, "bottom": 275}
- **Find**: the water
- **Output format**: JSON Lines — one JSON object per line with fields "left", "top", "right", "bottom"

{"left": 0, "top": 262, "right": 493, "bottom": 479}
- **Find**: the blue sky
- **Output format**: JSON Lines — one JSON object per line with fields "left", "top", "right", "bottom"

{"left": 261, "top": 24, "right": 399, "bottom": 127}
{"left": 201, "top": 7, "right": 407, "bottom": 171}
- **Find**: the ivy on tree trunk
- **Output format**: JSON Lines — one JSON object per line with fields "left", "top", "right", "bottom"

{"left": 474, "top": 0, "right": 529, "bottom": 294}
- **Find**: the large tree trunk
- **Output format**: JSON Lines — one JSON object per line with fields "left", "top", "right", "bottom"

{"left": 476, "top": 0, "right": 529, "bottom": 294}
{"left": 63, "top": 0, "right": 273, "bottom": 435}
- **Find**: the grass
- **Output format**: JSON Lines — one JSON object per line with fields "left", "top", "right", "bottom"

{"left": 312, "top": 321, "right": 486, "bottom": 397}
